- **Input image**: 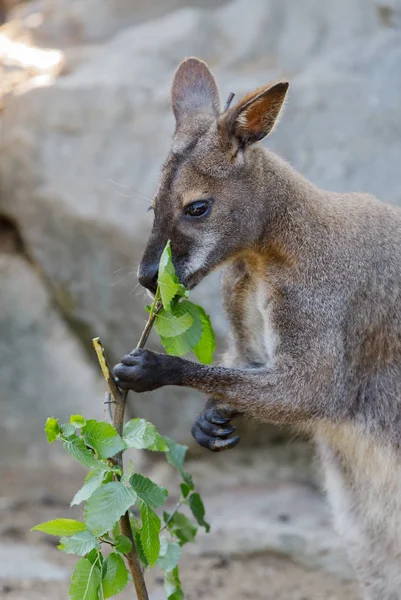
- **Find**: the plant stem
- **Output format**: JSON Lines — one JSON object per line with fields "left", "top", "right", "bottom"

{"left": 93, "top": 298, "right": 162, "bottom": 600}
{"left": 93, "top": 338, "right": 148, "bottom": 600}
{"left": 161, "top": 500, "right": 183, "bottom": 532}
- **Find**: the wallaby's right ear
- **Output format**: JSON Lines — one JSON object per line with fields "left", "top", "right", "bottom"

{"left": 171, "top": 57, "right": 220, "bottom": 127}
{"left": 222, "top": 81, "right": 289, "bottom": 147}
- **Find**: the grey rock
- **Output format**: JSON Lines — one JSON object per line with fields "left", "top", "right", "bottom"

{"left": 9, "top": 0, "right": 230, "bottom": 46}
{"left": 269, "top": 29, "right": 401, "bottom": 207}
{"left": 377, "top": 0, "right": 401, "bottom": 29}
{"left": 0, "top": 253, "right": 104, "bottom": 458}
{"left": 0, "top": 543, "right": 68, "bottom": 580}
{"left": 188, "top": 482, "right": 354, "bottom": 579}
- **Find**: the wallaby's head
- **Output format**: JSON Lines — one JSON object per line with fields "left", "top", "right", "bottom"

{"left": 138, "top": 57, "right": 289, "bottom": 293}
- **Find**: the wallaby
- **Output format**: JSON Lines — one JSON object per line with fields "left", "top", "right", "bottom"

{"left": 113, "top": 58, "right": 401, "bottom": 599}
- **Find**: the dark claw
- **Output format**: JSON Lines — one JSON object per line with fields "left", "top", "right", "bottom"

{"left": 203, "top": 405, "right": 233, "bottom": 425}
{"left": 211, "top": 436, "right": 240, "bottom": 451}
{"left": 120, "top": 353, "right": 137, "bottom": 366}
{"left": 197, "top": 413, "right": 236, "bottom": 437}
{"left": 113, "top": 363, "right": 134, "bottom": 381}
{"left": 191, "top": 422, "right": 240, "bottom": 452}
{"left": 209, "top": 416, "right": 230, "bottom": 425}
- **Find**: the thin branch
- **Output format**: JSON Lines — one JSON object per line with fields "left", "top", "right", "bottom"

{"left": 104, "top": 392, "right": 114, "bottom": 424}
{"left": 161, "top": 501, "right": 183, "bottom": 532}
{"left": 92, "top": 298, "right": 163, "bottom": 600}
{"left": 93, "top": 338, "right": 122, "bottom": 408}
{"left": 224, "top": 91, "right": 235, "bottom": 112}
{"left": 99, "top": 537, "right": 115, "bottom": 547}
{"left": 93, "top": 338, "right": 149, "bottom": 600}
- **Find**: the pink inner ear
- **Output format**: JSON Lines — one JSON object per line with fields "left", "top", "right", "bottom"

{"left": 242, "top": 98, "right": 267, "bottom": 134}
{"left": 234, "top": 82, "right": 289, "bottom": 140}
{"left": 171, "top": 58, "right": 220, "bottom": 124}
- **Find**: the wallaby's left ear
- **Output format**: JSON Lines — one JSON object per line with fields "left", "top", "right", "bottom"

{"left": 226, "top": 81, "right": 289, "bottom": 146}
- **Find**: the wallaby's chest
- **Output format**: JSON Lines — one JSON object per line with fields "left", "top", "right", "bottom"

{"left": 238, "top": 276, "right": 279, "bottom": 366}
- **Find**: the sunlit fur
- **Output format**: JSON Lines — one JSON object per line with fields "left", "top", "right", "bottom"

{"left": 136, "top": 58, "right": 401, "bottom": 599}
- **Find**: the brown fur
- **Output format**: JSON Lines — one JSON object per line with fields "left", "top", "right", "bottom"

{"left": 114, "top": 58, "right": 401, "bottom": 599}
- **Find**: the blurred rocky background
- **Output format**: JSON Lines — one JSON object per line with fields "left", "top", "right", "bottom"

{"left": 0, "top": 1, "right": 400, "bottom": 598}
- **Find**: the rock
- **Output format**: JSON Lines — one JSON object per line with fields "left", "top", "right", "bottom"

{"left": 0, "top": 543, "right": 68, "bottom": 580}
{"left": 188, "top": 482, "right": 354, "bottom": 579}
{"left": 377, "top": 0, "right": 401, "bottom": 28}
{"left": 8, "top": 0, "right": 230, "bottom": 46}
{"left": 0, "top": 251, "right": 104, "bottom": 459}
{"left": 0, "top": 0, "right": 396, "bottom": 444}
{"left": 269, "top": 29, "right": 401, "bottom": 207}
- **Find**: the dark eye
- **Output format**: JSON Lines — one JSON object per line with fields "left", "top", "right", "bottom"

{"left": 184, "top": 199, "right": 212, "bottom": 218}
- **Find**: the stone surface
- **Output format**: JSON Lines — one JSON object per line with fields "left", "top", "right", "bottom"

{"left": 189, "top": 482, "right": 353, "bottom": 579}
{"left": 0, "top": 252, "right": 104, "bottom": 458}
{"left": 269, "top": 29, "right": 401, "bottom": 207}
{"left": 8, "top": 0, "right": 230, "bottom": 46}
{"left": 0, "top": 543, "right": 68, "bottom": 580}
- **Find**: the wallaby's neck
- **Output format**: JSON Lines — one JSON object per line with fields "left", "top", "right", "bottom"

{"left": 251, "top": 147, "right": 330, "bottom": 264}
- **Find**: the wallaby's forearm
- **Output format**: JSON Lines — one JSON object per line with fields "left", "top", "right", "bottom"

{"left": 114, "top": 349, "right": 342, "bottom": 424}
{"left": 171, "top": 357, "right": 340, "bottom": 422}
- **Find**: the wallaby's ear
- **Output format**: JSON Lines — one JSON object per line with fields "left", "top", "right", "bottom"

{"left": 171, "top": 57, "right": 220, "bottom": 127}
{"left": 226, "top": 81, "right": 289, "bottom": 146}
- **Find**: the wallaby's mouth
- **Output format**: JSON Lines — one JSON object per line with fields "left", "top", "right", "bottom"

{"left": 183, "top": 265, "right": 210, "bottom": 291}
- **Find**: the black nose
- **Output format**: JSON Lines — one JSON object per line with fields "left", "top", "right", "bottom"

{"left": 138, "top": 265, "right": 158, "bottom": 294}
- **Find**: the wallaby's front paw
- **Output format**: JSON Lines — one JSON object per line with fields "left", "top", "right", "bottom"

{"left": 191, "top": 405, "right": 240, "bottom": 452}
{"left": 113, "top": 349, "right": 166, "bottom": 393}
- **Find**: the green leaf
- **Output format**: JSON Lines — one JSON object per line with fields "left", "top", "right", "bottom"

{"left": 123, "top": 418, "right": 168, "bottom": 452}
{"left": 134, "top": 531, "right": 149, "bottom": 568}
{"left": 45, "top": 417, "right": 60, "bottom": 443}
{"left": 160, "top": 300, "right": 203, "bottom": 357}
{"left": 158, "top": 242, "right": 187, "bottom": 309}
{"left": 69, "top": 557, "right": 101, "bottom": 600}
{"left": 154, "top": 309, "right": 193, "bottom": 338}
{"left": 164, "top": 566, "right": 183, "bottom": 600}
{"left": 157, "top": 540, "right": 182, "bottom": 572}
{"left": 139, "top": 503, "right": 161, "bottom": 566}
{"left": 101, "top": 552, "right": 128, "bottom": 598}
{"left": 70, "top": 414, "right": 86, "bottom": 428}
{"left": 129, "top": 474, "right": 168, "bottom": 510}
{"left": 164, "top": 438, "right": 194, "bottom": 489}
{"left": 164, "top": 437, "right": 187, "bottom": 471}
{"left": 181, "top": 470, "right": 194, "bottom": 489}
{"left": 61, "top": 423, "right": 76, "bottom": 438}
{"left": 62, "top": 434, "right": 98, "bottom": 468}
{"left": 192, "top": 304, "right": 216, "bottom": 364}
{"left": 180, "top": 483, "right": 191, "bottom": 499}
{"left": 71, "top": 469, "right": 107, "bottom": 506}
{"left": 58, "top": 530, "right": 98, "bottom": 556}
{"left": 114, "top": 535, "right": 132, "bottom": 554}
{"left": 188, "top": 493, "right": 210, "bottom": 532}
{"left": 164, "top": 511, "right": 197, "bottom": 545}
{"left": 84, "top": 482, "right": 137, "bottom": 536}
{"left": 86, "top": 548, "right": 102, "bottom": 565}
{"left": 32, "top": 519, "right": 86, "bottom": 537}
{"left": 82, "top": 420, "right": 126, "bottom": 459}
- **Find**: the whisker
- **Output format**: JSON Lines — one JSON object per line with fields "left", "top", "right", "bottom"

{"left": 107, "top": 179, "right": 153, "bottom": 204}
{"left": 115, "top": 191, "right": 151, "bottom": 205}
{"left": 107, "top": 178, "right": 128, "bottom": 188}
{"left": 111, "top": 273, "right": 136, "bottom": 287}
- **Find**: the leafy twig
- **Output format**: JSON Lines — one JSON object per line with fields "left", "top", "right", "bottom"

{"left": 93, "top": 297, "right": 162, "bottom": 600}
{"left": 93, "top": 338, "right": 149, "bottom": 600}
